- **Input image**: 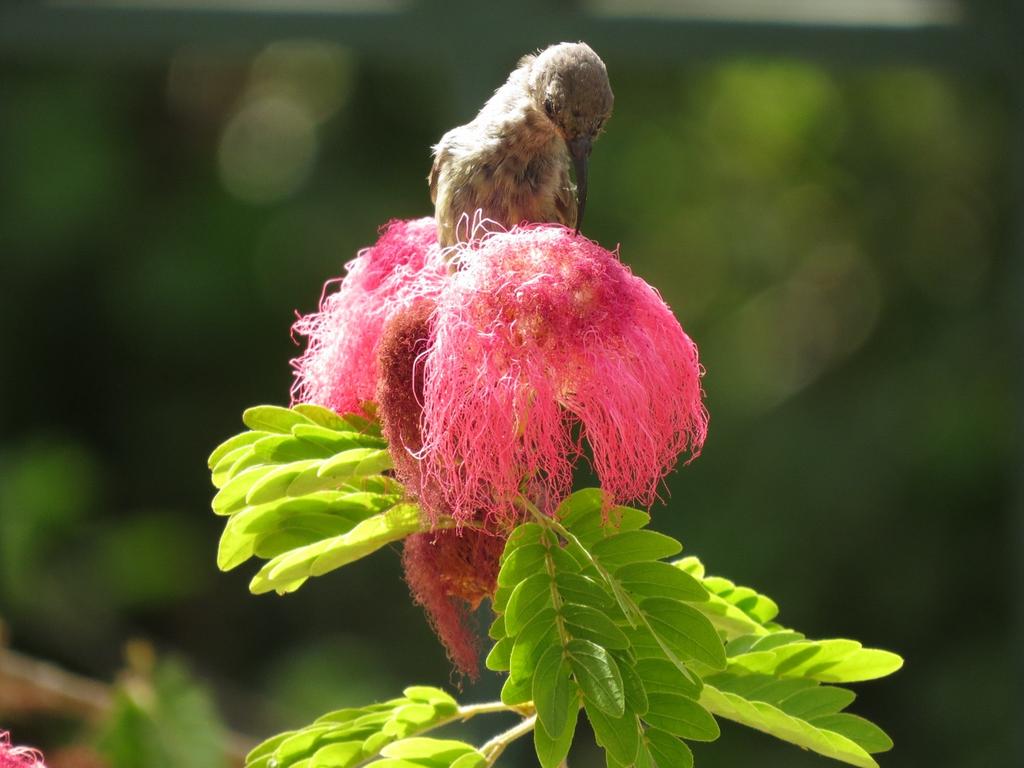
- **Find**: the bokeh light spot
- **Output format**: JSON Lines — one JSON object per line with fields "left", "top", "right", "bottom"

{"left": 218, "top": 95, "right": 317, "bottom": 204}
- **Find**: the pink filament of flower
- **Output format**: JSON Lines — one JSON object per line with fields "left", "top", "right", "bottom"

{"left": 401, "top": 529, "right": 505, "bottom": 680}
{"left": 0, "top": 732, "right": 45, "bottom": 768}
{"left": 290, "top": 217, "right": 448, "bottom": 415}
{"left": 421, "top": 224, "right": 708, "bottom": 525}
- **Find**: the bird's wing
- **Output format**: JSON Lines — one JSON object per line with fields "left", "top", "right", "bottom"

{"left": 428, "top": 141, "right": 453, "bottom": 206}
{"left": 554, "top": 163, "right": 578, "bottom": 229}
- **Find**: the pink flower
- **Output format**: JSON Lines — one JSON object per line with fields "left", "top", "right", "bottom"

{"left": 291, "top": 218, "right": 448, "bottom": 415}
{"left": 0, "top": 732, "right": 45, "bottom": 768}
{"left": 376, "top": 299, "right": 436, "bottom": 505}
{"left": 297, "top": 221, "right": 706, "bottom": 678}
{"left": 402, "top": 529, "right": 505, "bottom": 680}
{"left": 419, "top": 224, "right": 707, "bottom": 526}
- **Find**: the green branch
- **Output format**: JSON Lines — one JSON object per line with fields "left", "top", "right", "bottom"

{"left": 480, "top": 714, "right": 538, "bottom": 766}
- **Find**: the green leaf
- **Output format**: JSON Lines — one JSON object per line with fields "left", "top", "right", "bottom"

{"left": 643, "top": 693, "right": 719, "bottom": 741}
{"left": 500, "top": 523, "right": 547, "bottom": 562}
{"left": 497, "top": 543, "right": 548, "bottom": 588}
{"left": 629, "top": 741, "right": 657, "bottom": 768}
{"left": 644, "top": 728, "right": 694, "bottom": 768}
{"left": 402, "top": 687, "right": 457, "bottom": 715}
{"left": 533, "top": 645, "right": 573, "bottom": 738}
{"left": 242, "top": 690, "right": 473, "bottom": 768}
{"left": 749, "top": 631, "right": 806, "bottom": 652}
{"left": 316, "top": 448, "right": 393, "bottom": 484}
{"left": 500, "top": 672, "right": 533, "bottom": 706}
{"left": 695, "top": 592, "right": 772, "bottom": 640}
{"left": 211, "top": 445, "right": 256, "bottom": 489}
{"left": 674, "top": 557, "right": 778, "bottom": 639}
{"left": 723, "top": 634, "right": 763, "bottom": 657}
{"left": 485, "top": 637, "right": 513, "bottom": 672}
{"left": 226, "top": 447, "right": 267, "bottom": 481}
{"left": 488, "top": 614, "right": 506, "bottom": 641}
{"left": 567, "top": 639, "right": 625, "bottom": 717}
{"left": 390, "top": 703, "right": 437, "bottom": 727}
{"left": 561, "top": 603, "right": 629, "bottom": 650}
{"left": 247, "top": 732, "right": 292, "bottom": 764}
{"left": 810, "top": 714, "right": 894, "bottom": 754}
{"left": 813, "top": 648, "right": 904, "bottom": 683}
{"left": 212, "top": 465, "right": 273, "bottom": 515}
{"left": 675, "top": 556, "right": 704, "bottom": 579}
{"left": 379, "top": 737, "right": 477, "bottom": 762}
{"left": 621, "top": 625, "right": 665, "bottom": 660}
{"left": 641, "top": 597, "right": 727, "bottom": 670}
{"left": 252, "top": 526, "right": 344, "bottom": 561}
{"left": 585, "top": 704, "right": 640, "bottom": 765}
{"left": 729, "top": 640, "right": 903, "bottom": 683}
{"left": 635, "top": 658, "right": 702, "bottom": 699}
{"left": 313, "top": 708, "right": 363, "bottom": 725}
{"left": 705, "top": 672, "right": 815, "bottom": 706}
{"left": 557, "top": 489, "right": 650, "bottom": 547}
{"left": 534, "top": 694, "right": 579, "bottom": 768}
{"left": 250, "top": 505, "right": 429, "bottom": 594}
{"left": 308, "top": 741, "right": 363, "bottom": 768}
{"left": 209, "top": 429, "right": 267, "bottom": 470}
{"left": 251, "top": 434, "right": 334, "bottom": 463}
{"left": 334, "top": 408, "right": 383, "bottom": 437}
{"left": 700, "top": 684, "right": 879, "bottom": 768}
{"left": 243, "top": 405, "right": 315, "bottom": 434}
{"left": 616, "top": 561, "right": 707, "bottom": 602}
{"left": 491, "top": 587, "right": 512, "bottom": 615}
{"left": 702, "top": 575, "right": 780, "bottom": 624}
{"left": 615, "top": 654, "right": 649, "bottom": 716}
{"left": 275, "top": 727, "right": 332, "bottom": 764}
{"left": 292, "top": 423, "right": 386, "bottom": 452}
{"left": 246, "top": 460, "right": 326, "bottom": 505}
{"left": 555, "top": 572, "right": 614, "bottom": 608}
{"left": 448, "top": 753, "right": 487, "bottom": 768}
{"left": 505, "top": 573, "right": 553, "bottom": 636}
{"left": 509, "top": 608, "right": 558, "bottom": 682}
{"left": 217, "top": 492, "right": 392, "bottom": 571}
{"left": 292, "top": 403, "right": 353, "bottom": 431}
{"left": 555, "top": 487, "right": 607, "bottom": 527}
{"left": 780, "top": 686, "right": 856, "bottom": 719}
{"left": 592, "top": 531, "right": 682, "bottom": 569}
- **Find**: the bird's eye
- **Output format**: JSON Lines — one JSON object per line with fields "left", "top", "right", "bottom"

{"left": 543, "top": 98, "right": 555, "bottom": 118}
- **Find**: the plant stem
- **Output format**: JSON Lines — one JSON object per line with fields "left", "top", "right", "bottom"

{"left": 457, "top": 701, "right": 531, "bottom": 720}
{"left": 480, "top": 714, "right": 537, "bottom": 766}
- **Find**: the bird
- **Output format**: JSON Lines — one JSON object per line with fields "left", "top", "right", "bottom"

{"left": 429, "top": 42, "right": 614, "bottom": 247}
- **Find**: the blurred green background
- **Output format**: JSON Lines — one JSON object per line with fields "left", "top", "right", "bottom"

{"left": 0, "top": 1, "right": 1020, "bottom": 766}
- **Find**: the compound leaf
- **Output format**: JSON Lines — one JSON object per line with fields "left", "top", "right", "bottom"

{"left": 700, "top": 685, "right": 881, "bottom": 768}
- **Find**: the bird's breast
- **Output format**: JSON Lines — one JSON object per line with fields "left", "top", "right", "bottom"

{"left": 435, "top": 123, "right": 573, "bottom": 244}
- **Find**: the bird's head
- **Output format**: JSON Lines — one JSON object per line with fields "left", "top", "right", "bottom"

{"left": 526, "top": 42, "right": 614, "bottom": 234}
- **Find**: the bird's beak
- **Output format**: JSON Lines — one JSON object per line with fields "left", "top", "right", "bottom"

{"left": 567, "top": 136, "right": 592, "bottom": 235}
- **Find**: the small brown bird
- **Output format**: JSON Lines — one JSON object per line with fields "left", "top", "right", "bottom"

{"left": 430, "top": 42, "right": 614, "bottom": 247}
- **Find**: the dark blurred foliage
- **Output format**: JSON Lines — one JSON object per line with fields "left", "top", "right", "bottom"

{"left": 0, "top": 28, "right": 1019, "bottom": 768}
